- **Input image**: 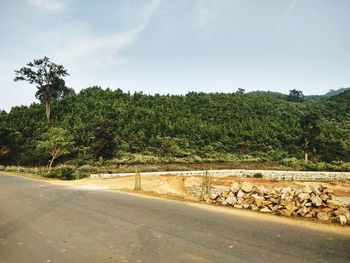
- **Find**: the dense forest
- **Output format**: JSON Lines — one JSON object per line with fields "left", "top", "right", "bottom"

{"left": 1, "top": 86, "right": 350, "bottom": 170}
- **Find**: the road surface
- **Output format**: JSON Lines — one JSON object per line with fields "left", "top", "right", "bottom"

{"left": 0, "top": 173, "right": 349, "bottom": 263}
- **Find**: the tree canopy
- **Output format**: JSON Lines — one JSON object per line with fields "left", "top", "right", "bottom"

{"left": 14, "top": 56, "right": 69, "bottom": 122}
{"left": 1, "top": 87, "right": 350, "bottom": 166}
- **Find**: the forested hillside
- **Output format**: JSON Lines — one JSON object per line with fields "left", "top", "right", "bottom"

{"left": 1, "top": 87, "right": 350, "bottom": 167}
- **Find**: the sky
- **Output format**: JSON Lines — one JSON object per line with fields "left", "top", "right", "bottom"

{"left": 0, "top": 0, "right": 349, "bottom": 111}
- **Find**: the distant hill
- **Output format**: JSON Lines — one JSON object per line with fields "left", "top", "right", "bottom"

{"left": 324, "top": 87, "right": 350, "bottom": 97}
{"left": 1, "top": 87, "right": 349, "bottom": 165}
{"left": 304, "top": 87, "right": 350, "bottom": 102}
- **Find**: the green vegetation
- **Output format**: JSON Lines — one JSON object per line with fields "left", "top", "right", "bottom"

{"left": 1, "top": 58, "right": 350, "bottom": 174}
{"left": 253, "top": 172, "right": 263, "bottom": 178}
{"left": 37, "top": 127, "right": 74, "bottom": 174}
{"left": 14, "top": 57, "right": 69, "bottom": 122}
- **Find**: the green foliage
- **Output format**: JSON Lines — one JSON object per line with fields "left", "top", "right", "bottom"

{"left": 91, "top": 119, "right": 117, "bottom": 160}
{"left": 300, "top": 113, "right": 321, "bottom": 162}
{"left": 253, "top": 172, "right": 263, "bottom": 178}
{"left": 1, "top": 87, "right": 350, "bottom": 169}
{"left": 287, "top": 89, "right": 304, "bottom": 102}
{"left": 37, "top": 127, "right": 74, "bottom": 172}
{"left": 57, "top": 165, "right": 80, "bottom": 180}
{"left": 14, "top": 56, "right": 69, "bottom": 121}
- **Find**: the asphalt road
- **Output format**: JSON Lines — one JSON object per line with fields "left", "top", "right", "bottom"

{"left": 0, "top": 173, "right": 349, "bottom": 263}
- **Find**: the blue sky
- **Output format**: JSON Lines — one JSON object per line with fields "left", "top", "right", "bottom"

{"left": 1, "top": 0, "right": 349, "bottom": 111}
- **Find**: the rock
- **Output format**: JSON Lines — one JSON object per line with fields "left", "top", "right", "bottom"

{"left": 296, "top": 206, "right": 309, "bottom": 216}
{"left": 304, "top": 202, "right": 312, "bottom": 207}
{"left": 280, "top": 199, "right": 295, "bottom": 211}
{"left": 222, "top": 191, "right": 229, "bottom": 198}
{"left": 311, "top": 196, "right": 323, "bottom": 207}
{"left": 297, "top": 192, "right": 310, "bottom": 202}
{"left": 260, "top": 207, "right": 271, "bottom": 213}
{"left": 253, "top": 195, "right": 264, "bottom": 207}
{"left": 281, "top": 187, "right": 292, "bottom": 194}
{"left": 339, "top": 215, "right": 347, "bottom": 226}
{"left": 203, "top": 194, "right": 210, "bottom": 201}
{"left": 317, "top": 212, "right": 330, "bottom": 222}
{"left": 312, "top": 187, "right": 321, "bottom": 196}
{"left": 271, "top": 205, "right": 279, "bottom": 213}
{"left": 303, "top": 186, "right": 313, "bottom": 194}
{"left": 345, "top": 212, "right": 350, "bottom": 221}
{"left": 237, "top": 189, "right": 245, "bottom": 199}
{"left": 250, "top": 204, "right": 260, "bottom": 211}
{"left": 270, "top": 197, "right": 279, "bottom": 204}
{"left": 234, "top": 204, "right": 243, "bottom": 209}
{"left": 221, "top": 200, "right": 228, "bottom": 206}
{"left": 319, "top": 193, "right": 329, "bottom": 201}
{"left": 241, "top": 182, "right": 254, "bottom": 193}
{"left": 326, "top": 199, "right": 342, "bottom": 209}
{"left": 255, "top": 185, "right": 267, "bottom": 195}
{"left": 210, "top": 193, "right": 219, "bottom": 200}
{"left": 334, "top": 207, "right": 347, "bottom": 216}
{"left": 242, "top": 204, "right": 250, "bottom": 209}
{"left": 226, "top": 197, "right": 235, "bottom": 205}
{"left": 230, "top": 182, "right": 240, "bottom": 192}
{"left": 280, "top": 209, "right": 293, "bottom": 217}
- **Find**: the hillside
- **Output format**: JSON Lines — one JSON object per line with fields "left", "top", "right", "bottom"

{"left": 0, "top": 88, "right": 349, "bottom": 166}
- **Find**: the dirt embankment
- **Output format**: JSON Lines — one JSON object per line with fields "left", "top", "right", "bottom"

{"left": 52, "top": 174, "right": 350, "bottom": 199}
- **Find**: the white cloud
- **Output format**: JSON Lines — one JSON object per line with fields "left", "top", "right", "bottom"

{"left": 53, "top": 0, "right": 162, "bottom": 70}
{"left": 54, "top": 27, "right": 141, "bottom": 69}
{"left": 26, "top": 0, "right": 67, "bottom": 11}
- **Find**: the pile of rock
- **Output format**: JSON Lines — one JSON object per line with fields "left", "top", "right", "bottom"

{"left": 202, "top": 182, "right": 350, "bottom": 225}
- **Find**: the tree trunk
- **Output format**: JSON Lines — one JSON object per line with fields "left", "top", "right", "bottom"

{"left": 45, "top": 100, "right": 51, "bottom": 122}
{"left": 304, "top": 151, "right": 308, "bottom": 164}
{"left": 47, "top": 156, "right": 55, "bottom": 174}
{"left": 304, "top": 138, "right": 309, "bottom": 164}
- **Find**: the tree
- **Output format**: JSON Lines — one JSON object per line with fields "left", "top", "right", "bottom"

{"left": 0, "top": 127, "right": 21, "bottom": 164}
{"left": 236, "top": 88, "right": 245, "bottom": 95}
{"left": 91, "top": 119, "right": 117, "bottom": 160}
{"left": 14, "top": 56, "right": 69, "bottom": 122}
{"left": 288, "top": 89, "right": 304, "bottom": 102}
{"left": 37, "top": 127, "right": 74, "bottom": 174}
{"left": 300, "top": 113, "right": 321, "bottom": 163}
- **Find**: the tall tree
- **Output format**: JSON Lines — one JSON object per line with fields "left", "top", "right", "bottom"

{"left": 288, "top": 89, "right": 304, "bottom": 102}
{"left": 300, "top": 113, "right": 321, "bottom": 163}
{"left": 91, "top": 119, "right": 117, "bottom": 160}
{"left": 14, "top": 56, "right": 69, "bottom": 122}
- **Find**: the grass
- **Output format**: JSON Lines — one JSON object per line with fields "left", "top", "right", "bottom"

{"left": 1, "top": 159, "right": 350, "bottom": 181}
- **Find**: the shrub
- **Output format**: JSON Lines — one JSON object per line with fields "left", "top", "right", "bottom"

{"left": 253, "top": 172, "right": 263, "bottom": 178}
{"left": 57, "top": 165, "right": 80, "bottom": 180}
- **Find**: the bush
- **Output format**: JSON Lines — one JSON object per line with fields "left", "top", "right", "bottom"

{"left": 253, "top": 172, "right": 263, "bottom": 178}
{"left": 57, "top": 165, "right": 80, "bottom": 180}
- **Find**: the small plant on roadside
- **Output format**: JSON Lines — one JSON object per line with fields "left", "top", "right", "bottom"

{"left": 253, "top": 172, "right": 263, "bottom": 178}
{"left": 58, "top": 165, "right": 80, "bottom": 180}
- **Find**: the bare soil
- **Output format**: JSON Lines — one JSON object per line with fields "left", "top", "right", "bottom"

{"left": 51, "top": 174, "right": 350, "bottom": 199}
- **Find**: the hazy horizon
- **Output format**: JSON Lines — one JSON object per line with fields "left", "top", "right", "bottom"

{"left": 1, "top": 0, "right": 349, "bottom": 111}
